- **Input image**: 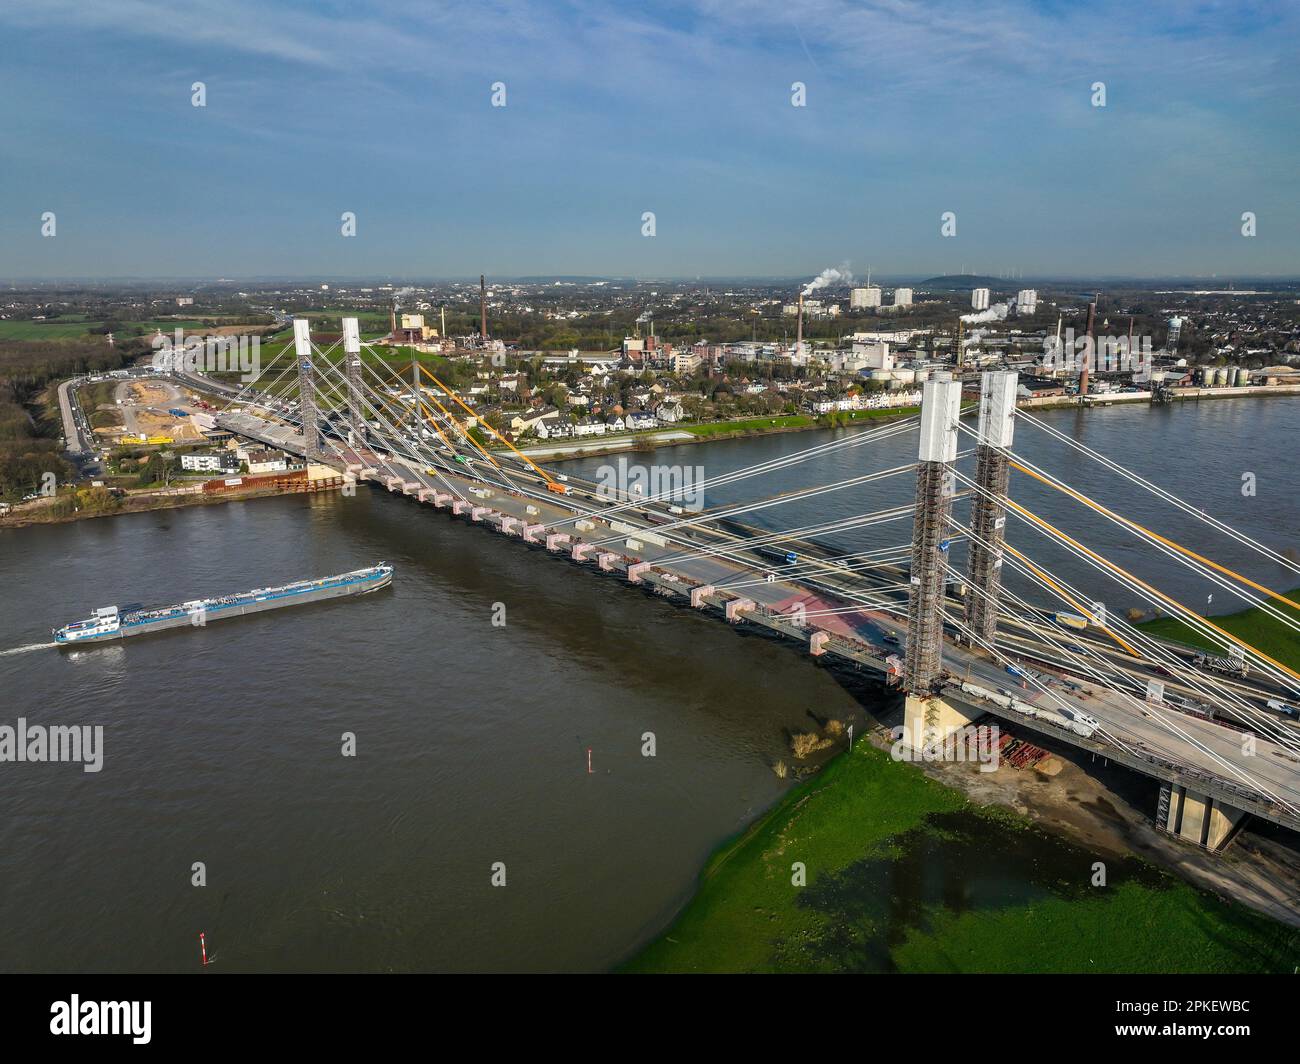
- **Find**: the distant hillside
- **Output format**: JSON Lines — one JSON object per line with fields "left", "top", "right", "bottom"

{"left": 920, "top": 275, "right": 1008, "bottom": 291}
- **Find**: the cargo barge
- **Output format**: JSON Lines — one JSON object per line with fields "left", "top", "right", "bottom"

{"left": 53, "top": 563, "right": 393, "bottom": 645}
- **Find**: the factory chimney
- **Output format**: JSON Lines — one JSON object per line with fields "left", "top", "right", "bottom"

{"left": 480, "top": 275, "right": 488, "bottom": 340}
{"left": 390, "top": 295, "right": 398, "bottom": 344}
{"left": 1079, "top": 296, "right": 1097, "bottom": 399}
{"left": 795, "top": 291, "right": 804, "bottom": 360}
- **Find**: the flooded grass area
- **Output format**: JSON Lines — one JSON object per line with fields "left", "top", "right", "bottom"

{"left": 625, "top": 743, "right": 1300, "bottom": 973}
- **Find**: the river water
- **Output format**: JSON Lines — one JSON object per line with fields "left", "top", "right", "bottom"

{"left": 1, "top": 397, "right": 1297, "bottom": 972}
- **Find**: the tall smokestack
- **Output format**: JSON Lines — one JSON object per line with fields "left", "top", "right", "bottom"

{"left": 795, "top": 291, "right": 804, "bottom": 359}
{"left": 480, "top": 275, "right": 488, "bottom": 340}
{"left": 390, "top": 296, "right": 398, "bottom": 344}
{"left": 1079, "top": 296, "right": 1097, "bottom": 399}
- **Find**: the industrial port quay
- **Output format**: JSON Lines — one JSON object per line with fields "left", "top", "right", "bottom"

{"left": 200, "top": 326, "right": 1300, "bottom": 858}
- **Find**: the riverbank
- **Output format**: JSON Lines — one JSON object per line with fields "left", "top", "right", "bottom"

{"left": 626, "top": 567, "right": 1300, "bottom": 972}
{"left": 1136, "top": 587, "right": 1300, "bottom": 667}
{"left": 623, "top": 733, "right": 1300, "bottom": 973}
{"left": 510, "top": 406, "right": 922, "bottom": 462}
{"left": 0, "top": 480, "right": 331, "bottom": 529}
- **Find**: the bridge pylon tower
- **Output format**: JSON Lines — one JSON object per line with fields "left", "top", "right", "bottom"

{"left": 965, "top": 371, "right": 1018, "bottom": 646}
{"left": 342, "top": 317, "right": 368, "bottom": 449}
{"left": 293, "top": 318, "right": 323, "bottom": 461}
{"left": 904, "top": 373, "right": 962, "bottom": 695}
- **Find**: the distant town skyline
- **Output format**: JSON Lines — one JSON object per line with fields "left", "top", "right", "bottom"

{"left": 2, "top": 0, "right": 1298, "bottom": 279}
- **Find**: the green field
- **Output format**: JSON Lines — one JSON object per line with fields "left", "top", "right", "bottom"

{"left": 0, "top": 320, "right": 104, "bottom": 340}
{"left": 1137, "top": 587, "right": 1300, "bottom": 667}
{"left": 684, "top": 414, "right": 814, "bottom": 436}
{"left": 0, "top": 317, "right": 245, "bottom": 342}
{"left": 625, "top": 742, "right": 1299, "bottom": 973}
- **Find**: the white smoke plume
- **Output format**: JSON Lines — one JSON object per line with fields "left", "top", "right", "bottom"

{"left": 961, "top": 301, "right": 1010, "bottom": 324}
{"left": 802, "top": 264, "right": 854, "bottom": 296}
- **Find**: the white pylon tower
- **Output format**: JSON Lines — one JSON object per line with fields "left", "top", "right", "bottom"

{"left": 965, "top": 371, "right": 1018, "bottom": 645}
{"left": 342, "top": 317, "right": 367, "bottom": 449}
{"left": 293, "top": 318, "right": 323, "bottom": 461}
{"left": 904, "top": 373, "right": 962, "bottom": 694}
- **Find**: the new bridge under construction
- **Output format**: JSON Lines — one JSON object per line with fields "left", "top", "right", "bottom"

{"left": 193, "top": 318, "right": 1300, "bottom": 855}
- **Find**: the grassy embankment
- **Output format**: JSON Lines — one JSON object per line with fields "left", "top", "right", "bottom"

{"left": 625, "top": 740, "right": 1299, "bottom": 973}
{"left": 627, "top": 595, "right": 1300, "bottom": 974}
{"left": 1136, "top": 588, "right": 1300, "bottom": 668}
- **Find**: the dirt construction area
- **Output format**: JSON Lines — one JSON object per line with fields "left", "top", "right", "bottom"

{"left": 103, "top": 380, "right": 205, "bottom": 444}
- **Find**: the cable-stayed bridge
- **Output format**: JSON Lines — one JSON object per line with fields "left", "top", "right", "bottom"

{"left": 191, "top": 319, "right": 1300, "bottom": 851}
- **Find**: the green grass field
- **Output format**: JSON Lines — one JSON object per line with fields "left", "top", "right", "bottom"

{"left": 625, "top": 742, "right": 1300, "bottom": 973}
{"left": 684, "top": 415, "right": 814, "bottom": 436}
{"left": 1137, "top": 587, "right": 1300, "bottom": 667}
{"left": 0, "top": 317, "right": 246, "bottom": 342}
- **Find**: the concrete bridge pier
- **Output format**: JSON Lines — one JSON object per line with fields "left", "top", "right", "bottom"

{"left": 1160, "top": 783, "right": 1246, "bottom": 851}
{"left": 690, "top": 584, "right": 714, "bottom": 607}
{"left": 724, "top": 597, "right": 755, "bottom": 623}
{"left": 901, "top": 692, "right": 980, "bottom": 753}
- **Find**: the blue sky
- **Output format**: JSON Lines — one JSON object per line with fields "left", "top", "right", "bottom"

{"left": 1, "top": 0, "right": 1297, "bottom": 279}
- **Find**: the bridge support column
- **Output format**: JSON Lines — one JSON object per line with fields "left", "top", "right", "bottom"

{"left": 596, "top": 552, "right": 617, "bottom": 571}
{"left": 905, "top": 375, "right": 962, "bottom": 695}
{"left": 292, "top": 319, "right": 323, "bottom": 461}
{"left": 417, "top": 488, "right": 435, "bottom": 503}
{"left": 966, "top": 371, "right": 1018, "bottom": 647}
{"left": 342, "top": 317, "right": 368, "bottom": 449}
{"left": 809, "top": 630, "right": 829, "bottom": 656}
{"left": 690, "top": 584, "right": 714, "bottom": 608}
{"left": 725, "top": 597, "right": 755, "bottom": 623}
{"left": 470, "top": 506, "right": 490, "bottom": 522}
{"left": 626, "top": 561, "right": 650, "bottom": 583}
{"left": 452, "top": 500, "right": 471, "bottom": 515}
{"left": 384, "top": 476, "right": 401, "bottom": 491}
{"left": 522, "top": 523, "right": 546, "bottom": 542}
{"left": 571, "top": 543, "right": 595, "bottom": 562}
{"left": 433, "top": 492, "right": 452, "bottom": 508}
{"left": 499, "top": 516, "right": 520, "bottom": 535}
{"left": 1161, "top": 783, "right": 1246, "bottom": 851}
{"left": 546, "top": 533, "right": 570, "bottom": 552}
{"left": 901, "top": 693, "right": 979, "bottom": 753}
